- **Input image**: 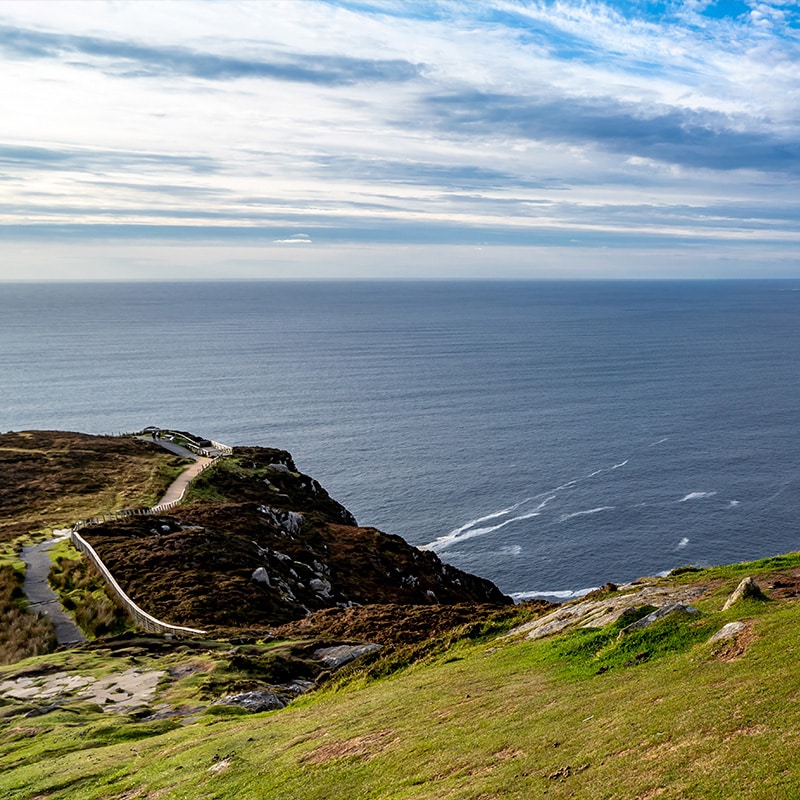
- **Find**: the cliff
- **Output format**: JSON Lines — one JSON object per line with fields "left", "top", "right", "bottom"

{"left": 79, "top": 445, "right": 510, "bottom": 633}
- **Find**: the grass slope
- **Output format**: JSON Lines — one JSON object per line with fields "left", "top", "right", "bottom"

{"left": 3, "top": 559, "right": 800, "bottom": 799}
{"left": 0, "top": 430, "right": 190, "bottom": 543}
{"left": 0, "top": 431, "right": 190, "bottom": 664}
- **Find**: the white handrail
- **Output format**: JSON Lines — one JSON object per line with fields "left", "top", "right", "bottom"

{"left": 70, "top": 530, "right": 206, "bottom": 637}
{"left": 66, "top": 431, "right": 234, "bottom": 638}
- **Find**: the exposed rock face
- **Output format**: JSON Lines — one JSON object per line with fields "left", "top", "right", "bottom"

{"left": 507, "top": 583, "right": 707, "bottom": 640}
{"left": 618, "top": 603, "right": 700, "bottom": 635}
{"left": 722, "top": 577, "right": 768, "bottom": 610}
{"left": 82, "top": 446, "right": 511, "bottom": 632}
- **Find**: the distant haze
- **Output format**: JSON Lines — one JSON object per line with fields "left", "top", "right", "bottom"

{"left": 1, "top": 1, "right": 799, "bottom": 280}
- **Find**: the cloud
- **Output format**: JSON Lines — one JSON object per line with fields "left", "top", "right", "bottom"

{"left": 424, "top": 91, "right": 800, "bottom": 174}
{"left": 0, "top": 1, "right": 799, "bottom": 279}
{"left": 0, "top": 143, "right": 219, "bottom": 174}
{"left": 0, "top": 23, "right": 422, "bottom": 85}
{"left": 272, "top": 233, "right": 313, "bottom": 244}
{"left": 308, "top": 155, "right": 556, "bottom": 189}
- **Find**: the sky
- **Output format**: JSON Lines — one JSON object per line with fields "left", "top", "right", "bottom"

{"left": 1, "top": 0, "right": 800, "bottom": 280}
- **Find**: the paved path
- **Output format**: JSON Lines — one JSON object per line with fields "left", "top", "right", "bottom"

{"left": 155, "top": 456, "right": 211, "bottom": 506}
{"left": 21, "top": 439, "right": 216, "bottom": 646}
{"left": 21, "top": 532, "right": 87, "bottom": 646}
{"left": 135, "top": 437, "right": 197, "bottom": 460}
{"left": 136, "top": 437, "right": 212, "bottom": 507}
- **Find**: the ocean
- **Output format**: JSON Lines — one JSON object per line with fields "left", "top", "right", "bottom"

{"left": 2, "top": 279, "right": 799, "bottom": 599}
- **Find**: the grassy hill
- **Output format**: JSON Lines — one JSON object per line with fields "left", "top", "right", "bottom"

{"left": 2, "top": 431, "right": 800, "bottom": 798}
{"left": 0, "top": 430, "right": 189, "bottom": 544}
{"left": 76, "top": 446, "right": 509, "bottom": 635}
{"left": 2, "top": 554, "right": 800, "bottom": 798}
{"left": 0, "top": 431, "right": 189, "bottom": 664}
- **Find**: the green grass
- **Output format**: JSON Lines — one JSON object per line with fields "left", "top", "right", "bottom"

{"left": 47, "top": 539, "right": 132, "bottom": 639}
{"left": 182, "top": 475, "right": 228, "bottom": 504}
{"left": 668, "top": 550, "right": 800, "bottom": 585}
{"left": 2, "top": 569, "right": 800, "bottom": 799}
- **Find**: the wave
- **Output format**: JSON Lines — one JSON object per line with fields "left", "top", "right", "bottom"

{"left": 586, "top": 458, "right": 628, "bottom": 479}
{"left": 649, "top": 437, "right": 669, "bottom": 447}
{"left": 424, "top": 451, "right": 635, "bottom": 553}
{"left": 676, "top": 537, "right": 689, "bottom": 549}
{"left": 447, "top": 498, "right": 531, "bottom": 536}
{"left": 511, "top": 587, "right": 600, "bottom": 602}
{"left": 729, "top": 500, "right": 740, "bottom": 507}
{"left": 679, "top": 491, "right": 717, "bottom": 502}
{"left": 422, "top": 499, "right": 553, "bottom": 552}
{"left": 558, "top": 505, "right": 615, "bottom": 523}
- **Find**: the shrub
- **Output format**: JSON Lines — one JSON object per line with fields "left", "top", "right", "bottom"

{"left": 48, "top": 555, "right": 130, "bottom": 639}
{"left": 0, "top": 564, "right": 58, "bottom": 664}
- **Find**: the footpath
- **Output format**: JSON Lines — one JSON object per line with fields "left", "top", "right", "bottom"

{"left": 21, "top": 437, "right": 215, "bottom": 647}
{"left": 21, "top": 531, "right": 86, "bottom": 646}
{"left": 134, "top": 437, "right": 211, "bottom": 509}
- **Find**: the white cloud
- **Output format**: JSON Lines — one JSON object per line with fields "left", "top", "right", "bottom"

{"left": 272, "top": 234, "right": 312, "bottom": 244}
{"left": 0, "top": 0, "right": 799, "bottom": 279}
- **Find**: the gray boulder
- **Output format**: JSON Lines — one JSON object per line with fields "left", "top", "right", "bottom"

{"left": 216, "top": 691, "right": 289, "bottom": 713}
{"left": 252, "top": 567, "right": 270, "bottom": 585}
{"left": 709, "top": 621, "right": 747, "bottom": 643}
{"left": 722, "top": 577, "right": 767, "bottom": 610}
{"left": 312, "top": 643, "right": 382, "bottom": 671}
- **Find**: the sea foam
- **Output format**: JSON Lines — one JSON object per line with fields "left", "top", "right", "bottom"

{"left": 511, "top": 587, "right": 600, "bottom": 602}
{"left": 679, "top": 491, "right": 717, "bottom": 502}
{"left": 558, "top": 505, "right": 615, "bottom": 523}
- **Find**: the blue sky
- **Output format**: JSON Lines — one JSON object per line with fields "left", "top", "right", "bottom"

{"left": 1, "top": 0, "right": 799, "bottom": 279}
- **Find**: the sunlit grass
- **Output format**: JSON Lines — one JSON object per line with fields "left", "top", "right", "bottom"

{"left": 2, "top": 570, "right": 800, "bottom": 799}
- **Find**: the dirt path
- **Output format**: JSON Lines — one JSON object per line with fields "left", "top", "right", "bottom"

{"left": 21, "top": 532, "right": 86, "bottom": 646}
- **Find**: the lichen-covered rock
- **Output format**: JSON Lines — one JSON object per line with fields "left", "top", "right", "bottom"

{"left": 722, "top": 577, "right": 767, "bottom": 610}
{"left": 709, "top": 621, "right": 747, "bottom": 643}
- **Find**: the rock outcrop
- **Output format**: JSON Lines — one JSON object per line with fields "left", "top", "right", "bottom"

{"left": 82, "top": 446, "right": 511, "bottom": 633}
{"left": 507, "top": 582, "right": 707, "bottom": 640}
{"left": 709, "top": 621, "right": 747, "bottom": 643}
{"left": 618, "top": 603, "right": 700, "bottom": 635}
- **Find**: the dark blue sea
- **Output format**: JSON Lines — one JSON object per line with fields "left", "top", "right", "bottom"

{"left": 2, "top": 280, "right": 799, "bottom": 599}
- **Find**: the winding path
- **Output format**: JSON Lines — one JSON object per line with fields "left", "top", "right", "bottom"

{"left": 135, "top": 438, "right": 211, "bottom": 508}
{"left": 20, "top": 437, "right": 218, "bottom": 646}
